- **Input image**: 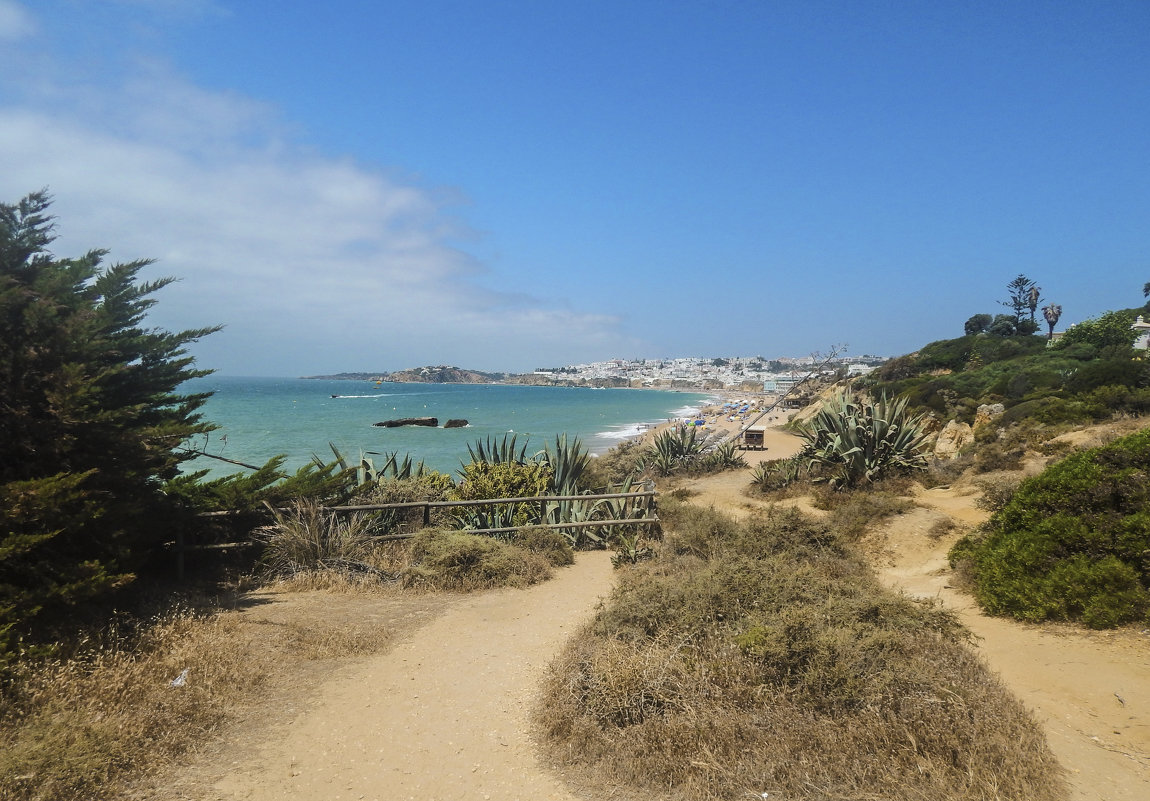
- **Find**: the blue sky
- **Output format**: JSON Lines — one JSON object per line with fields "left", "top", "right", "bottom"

{"left": 1, "top": 1, "right": 1147, "bottom": 376}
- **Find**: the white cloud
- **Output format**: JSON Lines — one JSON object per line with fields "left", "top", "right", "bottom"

{"left": 0, "top": 1, "right": 35, "bottom": 40}
{"left": 0, "top": 68, "right": 640, "bottom": 374}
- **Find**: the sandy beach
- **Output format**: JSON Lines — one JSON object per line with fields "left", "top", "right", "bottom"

{"left": 631, "top": 389, "right": 801, "bottom": 464}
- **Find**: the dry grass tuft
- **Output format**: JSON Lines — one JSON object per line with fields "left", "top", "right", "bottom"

{"left": 540, "top": 502, "right": 1068, "bottom": 801}
{"left": 0, "top": 610, "right": 270, "bottom": 800}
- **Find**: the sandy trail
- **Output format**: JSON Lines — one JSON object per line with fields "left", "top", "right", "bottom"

{"left": 874, "top": 488, "right": 1150, "bottom": 801}
{"left": 155, "top": 421, "right": 1147, "bottom": 800}
{"left": 687, "top": 427, "right": 1150, "bottom": 800}
{"left": 207, "top": 551, "right": 615, "bottom": 801}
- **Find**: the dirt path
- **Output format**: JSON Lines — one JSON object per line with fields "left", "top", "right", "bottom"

{"left": 874, "top": 487, "right": 1150, "bottom": 801}
{"left": 195, "top": 552, "right": 614, "bottom": 801}
{"left": 152, "top": 422, "right": 1147, "bottom": 800}
{"left": 685, "top": 427, "right": 1150, "bottom": 800}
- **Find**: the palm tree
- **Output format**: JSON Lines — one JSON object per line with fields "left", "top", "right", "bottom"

{"left": 1027, "top": 285, "right": 1042, "bottom": 322}
{"left": 1042, "top": 303, "right": 1062, "bottom": 340}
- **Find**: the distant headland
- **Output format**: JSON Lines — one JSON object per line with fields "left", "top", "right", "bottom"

{"left": 303, "top": 355, "right": 887, "bottom": 392}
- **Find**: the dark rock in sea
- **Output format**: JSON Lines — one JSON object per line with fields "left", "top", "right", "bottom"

{"left": 374, "top": 417, "right": 439, "bottom": 428}
{"left": 444, "top": 419, "right": 469, "bottom": 428}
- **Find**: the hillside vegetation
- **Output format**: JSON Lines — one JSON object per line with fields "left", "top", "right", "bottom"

{"left": 862, "top": 308, "right": 1149, "bottom": 428}
{"left": 853, "top": 290, "right": 1150, "bottom": 629}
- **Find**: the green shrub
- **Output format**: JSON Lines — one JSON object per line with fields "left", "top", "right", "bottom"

{"left": 583, "top": 439, "right": 645, "bottom": 488}
{"left": 954, "top": 427, "right": 1150, "bottom": 628}
{"left": 452, "top": 460, "right": 553, "bottom": 529}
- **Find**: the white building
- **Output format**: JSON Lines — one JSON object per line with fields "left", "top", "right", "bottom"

{"left": 1132, "top": 316, "right": 1150, "bottom": 350}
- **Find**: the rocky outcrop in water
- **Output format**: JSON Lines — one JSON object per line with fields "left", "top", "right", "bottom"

{"left": 374, "top": 417, "right": 438, "bottom": 428}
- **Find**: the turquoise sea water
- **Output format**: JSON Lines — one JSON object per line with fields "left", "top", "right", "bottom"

{"left": 181, "top": 377, "right": 711, "bottom": 478}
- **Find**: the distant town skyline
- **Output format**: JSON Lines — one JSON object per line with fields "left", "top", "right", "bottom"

{"left": 2, "top": 1, "right": 1147, "bottom": 376}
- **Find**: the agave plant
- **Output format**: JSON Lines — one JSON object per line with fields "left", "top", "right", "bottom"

{"left": 636, "top": 424, "right": 709, "bottom": 476}
{"left": 701, "top": 440, "right": 746, "bottom": 471}
{"left": 750, "top": 455, "right": 806, "bottom": 491}
{"left": 465, "top": 433, "right": 530, "bottom": 467}
{"left": 326, "top": 444, "right": 428, "bottom": 486}
{"left": 538, "top": 434, "right": 592, "bottom": 494}
{"left": 796, "top": 390, "right": 931, "bottom": 489}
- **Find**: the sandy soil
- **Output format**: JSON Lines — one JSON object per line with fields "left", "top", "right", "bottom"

{"left": 149, "top": 552, "right": 615, "bottom": 801}
{"left": 145, "top": 420, "right": 1148, "bottom": 800}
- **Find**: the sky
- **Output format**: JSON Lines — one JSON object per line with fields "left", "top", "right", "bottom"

{"left": 1, "top": 0, "right": 1147, "bottom": 376}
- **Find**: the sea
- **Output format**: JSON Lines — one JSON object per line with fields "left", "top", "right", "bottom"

{"left": 179, "top": 376, "right": 712, "bottom": 479}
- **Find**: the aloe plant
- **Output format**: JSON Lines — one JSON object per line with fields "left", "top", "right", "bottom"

{"left": 796, "top": 390, "right": 930, "bottom": 488}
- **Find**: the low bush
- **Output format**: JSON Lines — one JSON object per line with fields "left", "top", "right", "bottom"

{"left": 974, "top": 474, "right": 1023, "bottom": 513}
{"left": 922, "top": 452, "right": 975, "bottom": 486}
{"left": 255, "top": 501, "right": 382, "bottom": 579}
{"left": 972, "top": 441, "right": 1025, "bottom": 473}
{"left": 952, "top": 426, "right": 1150, "bottom": 628}
{"left": 541, "top": 502, "right": 1066, "bottom": 800}
{"left": 513, "top": 526, "right": 575, "bottom": 566}
{"left": 403, "top": 528, "right": 553, "bottom": 591}
{"left": 816, "top": 489, "right": 916, "bottom": 540}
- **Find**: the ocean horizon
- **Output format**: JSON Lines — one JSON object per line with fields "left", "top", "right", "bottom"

{"left": 180, "top": 376, "right": 713, "bottom": 479}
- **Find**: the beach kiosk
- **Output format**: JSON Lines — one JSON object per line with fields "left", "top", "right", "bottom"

{"left": 741, "top": 424, "right": 767, "bottom": 450}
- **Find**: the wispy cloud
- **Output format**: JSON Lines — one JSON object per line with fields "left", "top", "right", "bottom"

{"left": 0, "top": 37, "right": 639, "bottom": 373}
{"left": 0, "top": 0, "right": 35, "bottom": 40}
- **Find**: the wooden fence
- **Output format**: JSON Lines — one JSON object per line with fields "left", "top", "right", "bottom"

{"left": 176, "top": 487, "right": 659, "bottom": 579}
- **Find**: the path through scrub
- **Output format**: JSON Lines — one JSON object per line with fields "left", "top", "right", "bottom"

{"left": 205, "top": 551, "right": 614, "bottom": 801}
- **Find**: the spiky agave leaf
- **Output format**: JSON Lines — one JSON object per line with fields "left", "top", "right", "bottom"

{"left": 797, "top": 389, "right": 930, "bottom": 488}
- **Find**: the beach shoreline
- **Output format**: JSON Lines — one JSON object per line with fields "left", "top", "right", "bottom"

{"left": 605, "top": 389, "right": 799, "bottom": 461}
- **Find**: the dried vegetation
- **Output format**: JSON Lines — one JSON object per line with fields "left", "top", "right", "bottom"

{"left": 540, "top": 499, "right": 1068, "bottom": 801}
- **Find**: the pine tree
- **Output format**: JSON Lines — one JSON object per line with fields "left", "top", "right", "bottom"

{"left": 0, "top": 191, "right": 219, "bottom": 660}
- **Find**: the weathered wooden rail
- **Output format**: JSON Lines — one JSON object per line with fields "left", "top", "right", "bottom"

{"left": 176, "top": 488, "right": 659, "bottom": 579}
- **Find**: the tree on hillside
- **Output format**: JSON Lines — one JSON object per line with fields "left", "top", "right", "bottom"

{"left": 0, "top": 191, "right": 219, "bottom": 661}
{"left": 964, "top": 313, "right": 993, "bottom": 335}
{"left": 1042, "top": 303, "right": 1062, "bottom": 340}
{"left": 1054, "top": 309, "right": 1139, "bottom": 357}
{"left": 988, "top": 314, "right": 1019, "bottom": 336}
{"left": 1000, "top": 274, "right": 1040, "bottom": 334}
